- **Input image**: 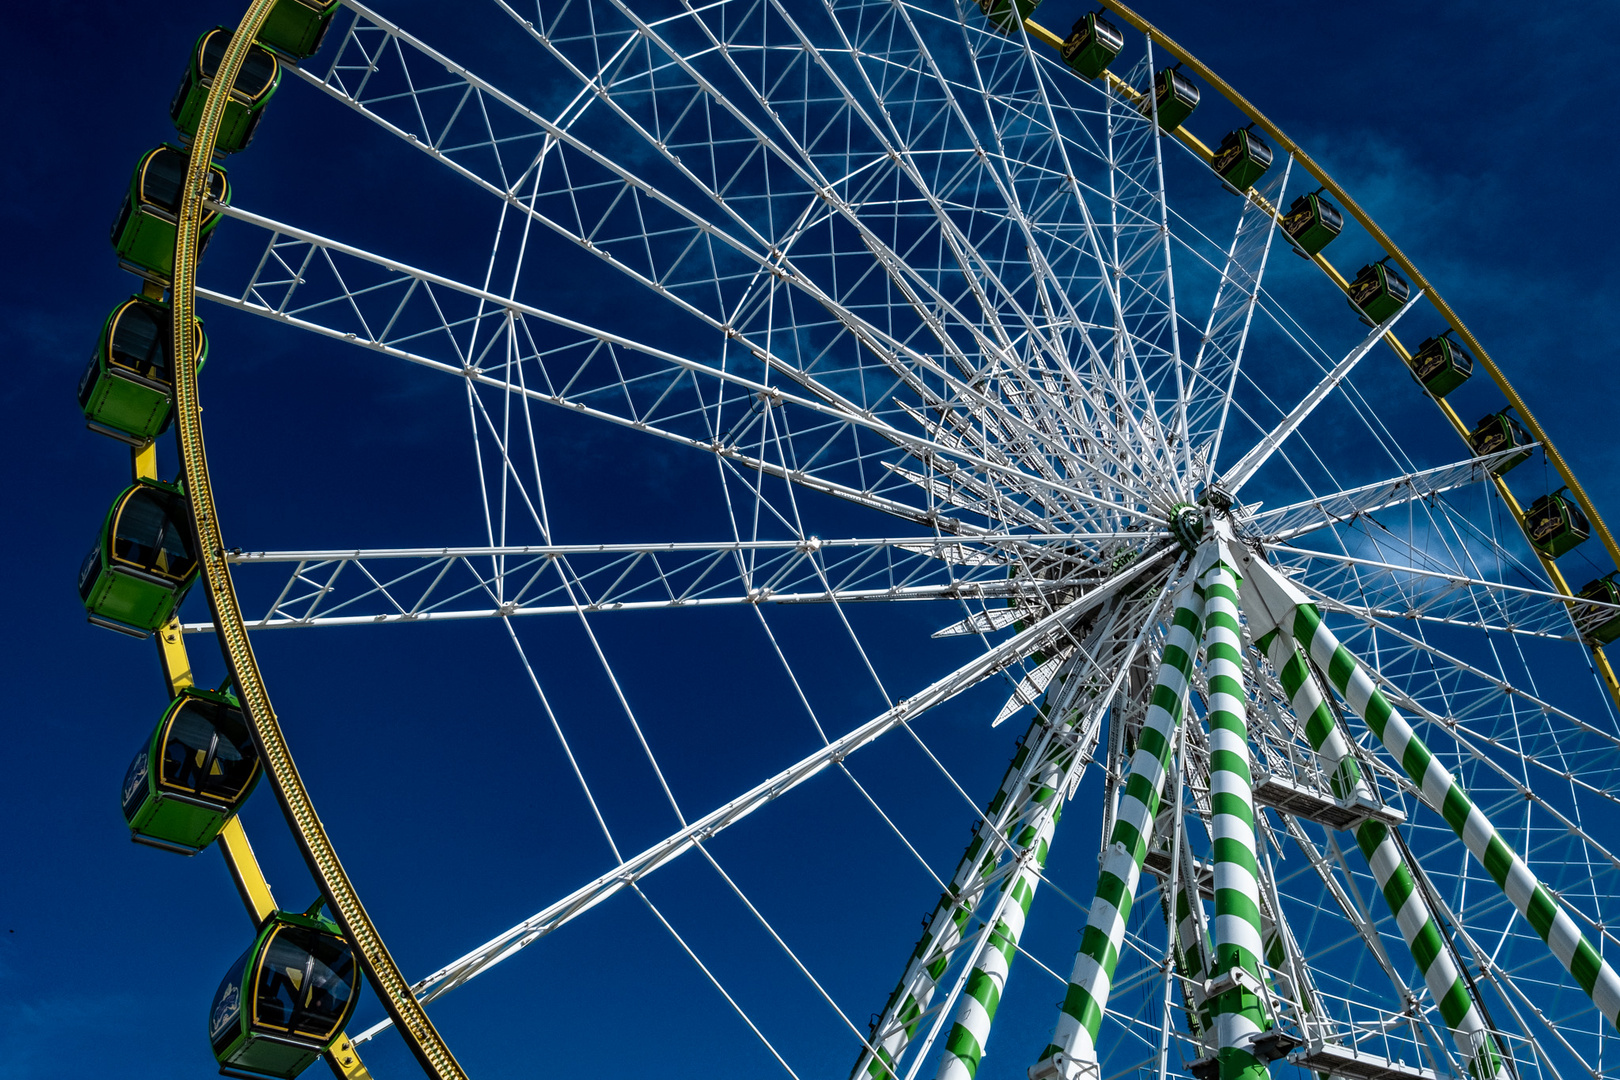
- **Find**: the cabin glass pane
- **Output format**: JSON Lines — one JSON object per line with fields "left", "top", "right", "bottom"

{"left": 200, "top": 31, "right": 228, "bottom": 79}
{"left": 114, "top": 490, "right": 195, "bottom": 578}
{"left": 110, "top": 304, "right": 168, "bottom": 375}
{"left": 142, "top": 151, "right": 186, "bottom": 214}
{"left": 256, "top": 927, "right": 356, "bottom": 1039}
{"left": 78, "top": 548, "right": 101, "bottom": 601}
{"left": 238, "top": 49, "right": 277, "bottom": 97}
{"left": 211, "top": 949, "right": 250, "bottom": 1054}
{"left": 161, "top": 699, "right": 256, "bottom": 800}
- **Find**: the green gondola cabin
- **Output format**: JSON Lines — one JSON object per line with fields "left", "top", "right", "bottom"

{"left": 1347, "top": 260, "right": 1410, "bottom": 323}
{"left": 210, "top": 910, "right": 361, "bottom": 1079}
{"left": 1060, "top": 12, "right": 1124, "bottom": 79}
{"left": 1280, "top": 191, "right": 1343, "bottom": 257}
{"left": 978, "top": 0, "right": 1039, "bottom": 34}
{"left": 77, "top": 295, "right": 208, "bottom": 445}
{"left": 171, "top": 28, "right": 283, "bottom": 155}
{"left": 1526, "top": 489, "right": 1589, "bottom": 558}
{"left": 111, "top": 145, "right": 230, "bottom": 284}
{"left": 1144, "top": 66, "right": 1200, "bottom": 131}
{"left": 1212, "top": 126, "right": 1273, "bottom": 191}
{"left": 1469, "top": 408, "right": 1533, "bottom": 474}
{"left": 1577, "top": 576, "right": 1620, "bottom": 646}
{"left": 122, "top": 687, "right": 261, "bottom": 853}
{"left": 257, "top": 0, "right": 342, "bottom": 60}
{"left": 79, "top": 478, "right": 198, "bottom": 635}
{"left": 1408, "top": 331, "right": 1474, "bottom": 398}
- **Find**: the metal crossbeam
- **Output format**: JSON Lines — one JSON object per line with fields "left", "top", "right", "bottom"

{"left": 1244, "top": 450, "right": 1533, "bottom": 541}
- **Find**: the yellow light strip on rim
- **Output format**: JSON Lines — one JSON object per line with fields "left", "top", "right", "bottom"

{"left": 165, "top": 2, "right": 468, "bottom": 1076}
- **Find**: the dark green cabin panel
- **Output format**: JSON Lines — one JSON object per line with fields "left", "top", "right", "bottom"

{"left": 1212, "top": 128, "right": 1274, "bottom": 191}
{"left": 257, "top": 0, "right": 341, "bottom": 60}
{"left": 978, "top": 0, "right": 1040, "bottom": 33}
{"left": 1347, "top": 262, "right": 1410, "bottom": 323}
{"left": 1281, "top": 193, "right": 1344, "bottom": 256}
{"left": 171, "top": 28, "right": 282, "bottom": 154}
{"left": 1526, "top": 491, "right": 1590, "bottom": 558}
{"left": 1469, "top": 410, "right": 1533, "bottom": 474}
{"left": 1578, "top": 577, "right": 1620, "bottom": 645}
{"left": 1146, "top": 67, "right": 1200, "bottom": 131}
{"left": 1061, "top": 13, "right": 1124, "bottom": 79}
{"left": 1409, "top": 333, "right": 1474, "bottom": 397}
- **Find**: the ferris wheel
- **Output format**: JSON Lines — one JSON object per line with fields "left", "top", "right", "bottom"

{"left": 78, "top": 2, "right": 1620, "bottom": 1080}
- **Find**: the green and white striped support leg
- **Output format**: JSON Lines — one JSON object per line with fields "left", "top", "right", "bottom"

{"left": 1253, "top": 632, "right": 1370, "bottom": 804}
{"left": 1242, "top": 553, "right": 1620, "bottom": 1033}
{"left": 1036, "top": 577, "right": 1206, "bottom": 1078}
{"left": 1256, "top": 631, "right": 1508, "bottom": 1080}
{"left": 936, "top": 761, "right": 1064, "bottom": 1080}
{"left": 1357, "top": 819, "right": 1507, "bottom": 1079}
{"left": 1200, "top": 555, "right": 1271, "bottom": 1080}
{"left": 856, "top": 708, "right": 1074, "bottom": 1080}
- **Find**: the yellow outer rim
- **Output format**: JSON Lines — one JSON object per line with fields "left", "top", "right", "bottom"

{"left": 167, "top": 2, "right": 468, "bottom": 1077}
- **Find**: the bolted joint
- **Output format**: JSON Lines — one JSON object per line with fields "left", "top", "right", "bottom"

{"left": 1028, "top": 1052, "right": 1102, "bottom": 1080}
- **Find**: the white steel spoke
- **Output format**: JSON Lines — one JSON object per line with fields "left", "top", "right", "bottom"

{"left": 1188, "top": 160, "right": 1291, "bottom": 482}
{"left": 349, "top": 547, "right": 1169, "bottom": 1042}
{"left": 203, "top": 205, "right": 1165, "bottom": 533}
{"left": 1221, "top": 288, "right": 1422, "bottom": 493}
{"left": 194, "top": 533, "right": 1162, "bottom": 631}
{"left": 1245, "top": 450, "right": 1533, "bottom": 541}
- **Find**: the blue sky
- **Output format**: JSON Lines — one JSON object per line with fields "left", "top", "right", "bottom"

{"left": 5, "top": 3, "right": 1620, "bottom": 1079}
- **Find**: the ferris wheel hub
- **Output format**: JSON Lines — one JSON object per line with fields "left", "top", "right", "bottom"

{"left": 1169, "top": 502, "right": 1205, "bottom": 554}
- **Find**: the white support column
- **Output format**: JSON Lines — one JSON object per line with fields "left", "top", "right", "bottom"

{"left": 1198, "top": 540, "right": 1271, "bottom": 1080}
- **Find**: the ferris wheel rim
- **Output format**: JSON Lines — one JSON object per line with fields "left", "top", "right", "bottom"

{"left": 131, "top": 2, "right": 1620, "bottom": 1079}
{"left": 161, "top": 1, "right": 469, "bottom": 1077}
